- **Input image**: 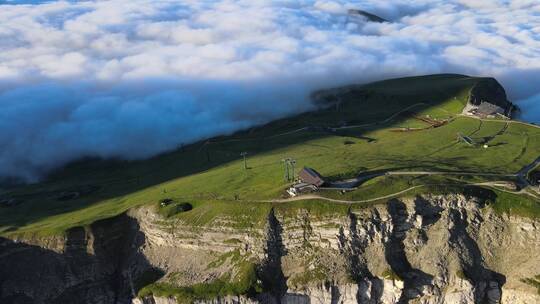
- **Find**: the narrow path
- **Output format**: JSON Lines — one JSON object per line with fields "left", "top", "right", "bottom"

{"left": 469, "top": 120, "right": 483, "bottom": 136}
{"left": 203, "top": 107, "right": 538, "bottom": 148}
{"left": 277, "top": 155, "right": 540, "bottom": 204}
{"left": 328, "top": 170, "right": 515, "bottom": 189}
{"left": 265, "top": 185, "right": 425, "bottom": 204}
{"left": 201, "top": 103, "right": 540, "bottom": 202}
{"left": 205, "top": 103, "right": 430, "bottom": 146}
{"left": 274, "top": 111, "right": 540, "bottom": 201}
{"left": 266, "top": 180, "right": 531, "bottom": 204}
{"left": 458, "top": 114, "right": 540, "bottom": 130}
{"left": 333, "top": 103, "right": 429, "bottom": 130}
{"left": 516, "top": 156, "right": 540, "bottom": 188}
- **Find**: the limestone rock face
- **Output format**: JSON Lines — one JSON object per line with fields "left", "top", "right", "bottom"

{"left": 468, "top": 78, "right": 511, "bottom": 109}
{"left": 133, "top": 297, "right": 177, "bottom": 304}
{"left": 0, "top": 214, "right": 156, "bottom": 304}
{"left": 1, "top": 194, "right": 539, "bottom": 304}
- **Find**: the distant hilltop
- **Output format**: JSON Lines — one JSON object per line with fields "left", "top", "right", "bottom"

{"left": 312, "top": 74, "right": 516, "bottom": 119}
{"left": 347, "top": 9, "right": 388, "bottom": 23}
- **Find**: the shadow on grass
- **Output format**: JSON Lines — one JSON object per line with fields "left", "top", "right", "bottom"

{"left": 0, "top": 74, "right": 499, "bottom": 234}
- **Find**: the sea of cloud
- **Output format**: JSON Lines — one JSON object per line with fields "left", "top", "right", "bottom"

{"left": 1, "top": 0, "right": 539, "bottom": 181}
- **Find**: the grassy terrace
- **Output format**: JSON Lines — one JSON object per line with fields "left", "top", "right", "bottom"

{"left": 138, "top": 259, "right": 262, "bottom": 303}
{"left": 1, "top": 74, "right": 540, "bottom": 236}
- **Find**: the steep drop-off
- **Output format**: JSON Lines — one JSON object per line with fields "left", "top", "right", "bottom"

{"left": 467, "top": 78, "right": 512, "bottom": 110}
{"left": 1, "top": 194, "right": 539, "bottom": 304}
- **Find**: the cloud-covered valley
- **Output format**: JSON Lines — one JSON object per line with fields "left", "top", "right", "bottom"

{"left": 1, "top": 0, "right": 540, "bottom": 181}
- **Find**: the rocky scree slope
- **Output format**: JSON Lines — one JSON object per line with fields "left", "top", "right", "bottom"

{"left": 1, "top": 194, "right": 539, "bottom": 304}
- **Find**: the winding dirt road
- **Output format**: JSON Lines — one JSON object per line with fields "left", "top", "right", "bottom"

{"left": 205, "top": 101, "right": 540, "bottom": 203}
{"left": 272, "top": 156, "right": 540, "bottom": 204}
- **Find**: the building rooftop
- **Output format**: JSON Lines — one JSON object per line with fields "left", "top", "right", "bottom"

{"left": 298, "top": 167, "right": 325, "bottom": 187}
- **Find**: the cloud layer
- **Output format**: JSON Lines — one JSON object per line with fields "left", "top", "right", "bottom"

{"left": 1, "top": 0, "right": 540, "bottom": 181}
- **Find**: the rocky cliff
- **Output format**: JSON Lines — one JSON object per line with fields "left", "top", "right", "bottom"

{"left": 466, "top": 78, "right": 516, "bottom": 116}
{"left": 467, "top": 78, "right": 510, "bottom": 109}
{"left": 0, "top": 215, "right": 158, "bottom": 304}
{"left": 1, "top": 194, "right": 539, "bottom": 304}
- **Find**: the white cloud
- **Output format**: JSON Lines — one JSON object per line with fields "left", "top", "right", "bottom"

{"left": 314, "top": 1, "right": 345, "bottom": 13}
{"left": 0, "top": 0, "right": 540, "bottom": 181}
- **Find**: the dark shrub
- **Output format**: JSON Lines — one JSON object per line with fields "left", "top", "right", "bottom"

{"left": 176, "top": 202, "right": 193, "bottom": 212}
{"left": 157, "top": 200, "right": 193, "bottom": 218}
{"left": 159, "top": 198, "right": 174, "bottom": 207}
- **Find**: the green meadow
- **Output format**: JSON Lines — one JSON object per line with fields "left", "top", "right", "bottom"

{"left": 1, "top": 74, "right": 539, "bottom": 236}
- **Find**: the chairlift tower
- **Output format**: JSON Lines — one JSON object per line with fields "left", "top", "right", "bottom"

{"left": 289, "top": 159, "right": 297, "bottom": 181}
{"left": 204, "top": 141, "right": 211, "bottom": 162}
{"left": 282, "top": 158, "right": 290, "bottom": 181}
{"left": 240, "top": 152, "right": 248, "bottom": 170}
{"left": 281, "top": 158, "right": 296, "bottom": 182}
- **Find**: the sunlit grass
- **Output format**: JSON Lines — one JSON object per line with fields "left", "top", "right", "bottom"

{"left": 1, "top": 74, "right": 539, "bottom": 236}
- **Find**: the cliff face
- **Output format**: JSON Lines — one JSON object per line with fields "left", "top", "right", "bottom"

{"left": 467, "top": 78, "right": 509, "bottom": 108}
{"left": 0, "top": 214, "right": 158, "bottom": 304}
{"left": 1, "top": 194, "right": 539, "bottom": 304}
{"left": 466, "top": 78, "right": 516, "bottom": 116}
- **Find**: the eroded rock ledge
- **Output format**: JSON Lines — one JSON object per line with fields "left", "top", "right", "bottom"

{"left": 1, "top": 194, "right": 539, "bottom": 304}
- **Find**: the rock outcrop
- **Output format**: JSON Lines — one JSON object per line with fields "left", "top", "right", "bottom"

{"left": 1, "top": 194, "right": 539, "bottom": 304}
{"left": 347, "top": 9, "right": 388, "bottom": 23}
{"left": 464, "top": 78, "right": 516, "bottom": 117}
{"left": 468, "top": 78, "right": 511, "bottom": 109}
{"left": 0, "top": 214, "right": 158, "bottom": 304}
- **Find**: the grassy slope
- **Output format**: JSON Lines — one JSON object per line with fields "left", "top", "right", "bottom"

{"left": 1, "top": 74, "right": 539, "bottom": 236}
{"left": 138, "top": 260, "right": 261, "bottom": 303}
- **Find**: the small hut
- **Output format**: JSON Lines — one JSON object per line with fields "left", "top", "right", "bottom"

{"left": 298, "top": 167, "right": 326, "bottom": 187}
{"left": 286, "top": 167, "right": 326, "bottom": 197}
